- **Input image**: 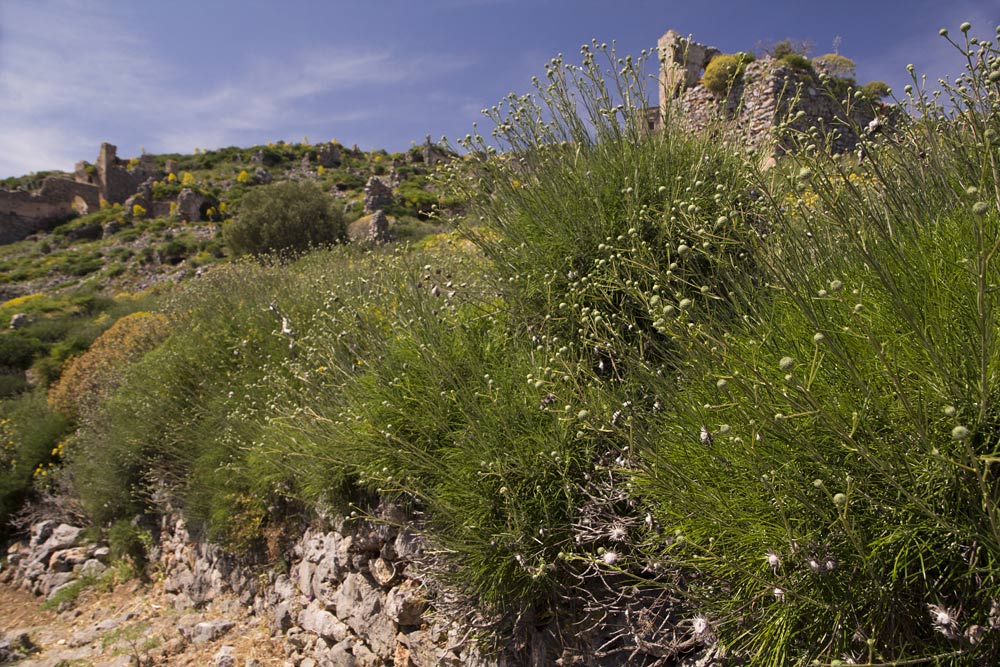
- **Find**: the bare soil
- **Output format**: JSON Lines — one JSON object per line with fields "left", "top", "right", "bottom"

{"left": 0, "top": 575, "right": 288, "bottom": 666}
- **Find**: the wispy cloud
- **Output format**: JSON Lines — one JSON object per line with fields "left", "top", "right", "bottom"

{"left": 0, "top": 0, "right": 469, "bottom": 177}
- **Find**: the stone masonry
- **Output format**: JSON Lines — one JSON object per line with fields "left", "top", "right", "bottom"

{"left": 655, "top": 30, "right": 880, "bottom": 156}
{"left": 0, "top": 177, "right": 101, "bottom": 244}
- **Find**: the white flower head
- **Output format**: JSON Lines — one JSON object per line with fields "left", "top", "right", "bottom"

{"left": 602, "top": 550, "right": 620, "bottom": 566}
{"left": 766, "top": 550, "right": 781, "bottom": 571}
{"left": 690, "top": 614, "right": 710, "bottom": 636}
{"left": 928, "top": 603, "right": 960, "bottom": 639}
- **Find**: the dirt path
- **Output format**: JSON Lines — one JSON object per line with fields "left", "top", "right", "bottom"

{"left": 0, "top": 577, "right": 287, "bottom": 666}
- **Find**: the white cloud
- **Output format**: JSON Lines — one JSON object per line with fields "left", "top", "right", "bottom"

{"left": 0, "top": 0, "right": 469, "bottom": 177}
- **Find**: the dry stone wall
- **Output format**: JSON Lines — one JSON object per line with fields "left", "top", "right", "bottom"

{"left": 2, "top": 508, "right": 499, "bottom": 667}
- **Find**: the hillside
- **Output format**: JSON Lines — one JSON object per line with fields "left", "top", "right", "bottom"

{"left": 3, "top": 24, "right": 1000, "bottom": 667}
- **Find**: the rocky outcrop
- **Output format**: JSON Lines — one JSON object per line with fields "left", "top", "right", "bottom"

{"left": 176, "top": 188, "right": 207, "bottom": 222}
{"left": 2, "top": 509, "right": 494, "bottom": 666}
{"left": 0, "top": 521, "right": 108, "bottom": 600}
{"left": 155, "top": 506, "right": 496, "bottom": 667}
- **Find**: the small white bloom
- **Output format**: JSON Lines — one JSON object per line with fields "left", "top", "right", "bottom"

{"left": 690, "top": 614, "right": 710, "bottom": 636}
{"left": 602, "top": 550, "right": 620, "bottom": 566}
{"left": 766, "top": 550, "right": 781, "bottom": 571}
{"left": 773, "top": 587, "right": 785, "bottom": 601}
{"left": 608, "top": 524, "right": 628, "bottom": 542}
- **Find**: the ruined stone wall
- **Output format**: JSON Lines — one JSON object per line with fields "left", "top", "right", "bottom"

{"left": 0, "top": 178, "right": 100, "bottom": 245}
{"left": 657, "top": 30, "right": 878, "bottom": 156}
{"left": 96, "top": 142, "right": 160, "bottom": 205}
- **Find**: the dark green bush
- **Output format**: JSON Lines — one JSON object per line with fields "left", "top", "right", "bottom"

{"left": 108, "top": 520, "right": 149, "bottom": 570}
{"left": 0, "top": 374, "right": 29, "bottom": 398}
{"left": 0, "top": 391, "right": 70, "bottom": 538}
{"left": 224, "top": 181, "right": 345, "bottom": 257}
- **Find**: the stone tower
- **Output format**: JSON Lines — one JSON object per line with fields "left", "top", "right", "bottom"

{"left": 657, "top": 30, "right": 719, "bottom": 116}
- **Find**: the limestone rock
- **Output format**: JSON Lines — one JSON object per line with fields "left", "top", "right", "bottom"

{"left": 385, "top": 580, "right": 426, "bottom": 627}
{"left": 334, "top": 573, "right": 394, "bottom": 656}
{"left": 215, "top": 645, "right": 236, "bottom": 667}
{"left": 183, "top": 619, "right": 235, "bottom": 644}
{"left": 298, "top": 600, "right": 349, "bottom": 642}
{"left": 176, "top": 188, "right": 206, "bottom": 222}
{"left": 49, "top": 547, "right": 89, "bottom": 572}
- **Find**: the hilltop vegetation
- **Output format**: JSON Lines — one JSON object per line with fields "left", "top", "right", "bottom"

{"left": 3, "top": 21, "right": 1000, "bottom": 667}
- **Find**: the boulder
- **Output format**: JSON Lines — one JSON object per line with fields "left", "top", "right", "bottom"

{"left": 334, "top": 573, "right": 394, "bottom": 655}
{"left": 214, "top": 645, "right": 236, "bottom": 667}
{"left": 183, "top": 619, "right": 235, "bottom": 644}
{"left": 176, "top": 188, "right": 206, "bottom": 222}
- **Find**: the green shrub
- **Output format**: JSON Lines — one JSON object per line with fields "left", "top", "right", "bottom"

{"left": 108, "top": 520, "right": 149, "bottom": 570}
{"left": 813, "top": 52, "right": 856, "bottom": 77}
{"left": 861, "top": 79, "right": 891, "bottom": 100}
{"left": 0, "top": 334, "right": 42, "bottom": 369}
{"left": 451, "top": 43, "right": 755, "bottom": 380}
{"left": 635, "top": 26, "right": 1000, "bottom": 664}
{"left": 224, "top": 180, "right": 345, "bottom": 257}
{"left": 702, "top": 52, "right": 754, "bottom": 94}
{"left": 0, "top": 374, "right": 29, "bottom": 399}
{"left": 0, "top": 391, "right": 70, "bottom": 538}
{"left": 777, "top": 51, "right": 813, "bottom": 72}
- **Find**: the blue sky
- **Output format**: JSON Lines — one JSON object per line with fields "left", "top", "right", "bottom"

{"left": 1, "top": 0, "right": 997, "bottom": 178}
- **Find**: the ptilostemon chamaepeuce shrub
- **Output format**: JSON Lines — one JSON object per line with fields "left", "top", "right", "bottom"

{"left": 634, "top": 24, "right": 1000, "bottom": 665}
{"left": 444, "top": 41, "right": 760, "bottom": 383}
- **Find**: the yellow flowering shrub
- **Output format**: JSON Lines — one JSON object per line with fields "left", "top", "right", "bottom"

{"left": 181, "top": 172, "right": 195, "bottom": 186}
{"left": 236, "top": 170, "right": 251, "bottom": 184}
{"left": 48, "top": 312, "right": 169, "bottom": 421}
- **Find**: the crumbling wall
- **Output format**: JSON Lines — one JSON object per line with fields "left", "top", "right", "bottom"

{"left": 657, "top": 30, "right": 878, "bottom": 155}
{"left": 0, "top": 178, "right": 100, "bottom": 245}
{"left": 95, "top": 142, "right": 159, "bottom": 204}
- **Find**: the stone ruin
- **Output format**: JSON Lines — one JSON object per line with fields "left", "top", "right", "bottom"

{"left": 363, "top": 176, "right": 394, "bottom": 215}
{"left": 653, "top": 30, "right": 881, "bottom": 156}
{"left": 89, "top": 142, "right": 159, "bottom": 204}
{"left": 0, "top": 142, "right": 219, "bottom": 245}
{"left": 0, "top": 177, "right": 101, "bottom": 245}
